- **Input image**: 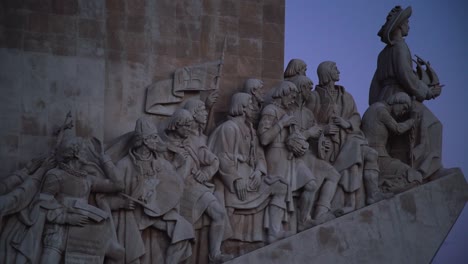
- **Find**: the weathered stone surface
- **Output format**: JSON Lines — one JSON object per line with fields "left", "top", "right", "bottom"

{"left": 226, "top": 169, "right": 468, "bottom": 264}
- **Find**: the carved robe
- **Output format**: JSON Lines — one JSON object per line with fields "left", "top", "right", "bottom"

{"left": 258, "top": 103, "right": 315, "bottom": 213}
{"left": 309, "top": 85, "right": 368, "bottom": 193}
{"left": 208, "top": 116, "right": 286, "bottom": 241}
{"left": 113, "top": 152, "right": 194, "bottom": 264}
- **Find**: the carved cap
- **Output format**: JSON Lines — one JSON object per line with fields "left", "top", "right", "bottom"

{"left": 135, "top": 117, "right": 158, "bottom": 137}
{"left": 378, "top": 6, "right": 412, "bottom": 45}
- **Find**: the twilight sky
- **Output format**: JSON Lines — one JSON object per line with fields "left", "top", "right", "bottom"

{"left": 284, "top": 0, "right": 468, "bottom": 262}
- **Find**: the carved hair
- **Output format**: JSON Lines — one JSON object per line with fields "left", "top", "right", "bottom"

{"left": 284, "top": 59, "right": 307, "bottom": 79}
{"left": 317, "top": 61, "right": 336, "bottom": 85}
{"left": 271, "top": 81, "right": 299, "bottom": 99}
{"left": 243, "top": 79, "right": 263, "bottom": 94}
{"left": 289, "top": 75, "right": 313, "bottom": 90}
{"left": 166, "top": 109, "right": 194, "bottom": 131}
{"left": 229, "top": 93, "right": 252, "bottom": 117}
{"left": 182, "top": 98, "right": 205, "bottom": 115}
{"left": 386, "top": 92, "right": 411, "bottom": 106}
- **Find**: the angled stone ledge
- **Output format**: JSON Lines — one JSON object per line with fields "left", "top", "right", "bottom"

{"left": 227, "top": 168, "right": 468, "bottom": 264}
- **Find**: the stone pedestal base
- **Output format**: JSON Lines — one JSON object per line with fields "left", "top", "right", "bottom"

{"left": 227, "top": 168, "right": 468, "bottom": 264}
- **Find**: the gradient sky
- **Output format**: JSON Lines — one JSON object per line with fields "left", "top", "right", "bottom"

{"left": 285, "top": 0, "right": 468, "bottom": 262}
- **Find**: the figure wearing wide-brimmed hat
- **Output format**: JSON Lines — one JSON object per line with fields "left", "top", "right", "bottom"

{"left": 369, "top": 6, "right": 444, "bottom": 180}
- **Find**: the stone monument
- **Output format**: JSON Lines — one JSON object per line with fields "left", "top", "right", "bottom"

{"left": 0, "top": 2, "right": 466, "bottom": 264}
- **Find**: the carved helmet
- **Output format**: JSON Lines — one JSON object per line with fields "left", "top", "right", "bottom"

{"left": 134, "top": 117, "right": 158, "bottom": 138}
{"left": 378, "top": 6, "right": 412, "bottom": 45}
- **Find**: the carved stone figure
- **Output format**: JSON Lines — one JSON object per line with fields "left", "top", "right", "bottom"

{"left": 182, "top": 98, "right": 210, "bottom": 145}
{"left": 258, "top": 81, "right": 318, "bottom": 232}
{"left": 33, "top": 136, "right": 124, "bottom": 263}
{"left": 242, "top": 79, "right": 265, "bottom": 126}
{"left": 0, "top": 157, "right": 56, "bottom": 224}
{"left": 288, "top": 75, "right": 342, "bottom": 222}
{"left": 284, "top": 59, "right": 308, "bottom": 80}
{"left": 162, "top": 109, "right": 232, "bottom": 264}
{"left": 369, "top": 5, "right": 443, "bottom": 178}
{"left": 309, "top": 61, "right": 389, "bottom": 213}
{"left": 112, "top": 118, "right": 194, "bottom": 264}
{"left": 208, "top": 93, "right": 289, "bottom": 244}
{"left": 362, "top": 92, "right": 423, "bottom": 193}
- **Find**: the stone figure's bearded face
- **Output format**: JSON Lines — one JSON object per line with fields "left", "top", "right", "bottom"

{"left": 143, "top": 133, "right": 166, "bottom": 152}
{"left": 281, "top": 91, "right": 297, "bottom": 110}
{"left": 244, "top": 98, "right": 258, "bottom": 122}
{"left": 391, "top": 103, "right": 410, "bottom": 117}
{"left": 193, "top": 105, "right": 208, "bottom": 125}
{"left": 175, "top": 120, "right": 193, "bottom": 139}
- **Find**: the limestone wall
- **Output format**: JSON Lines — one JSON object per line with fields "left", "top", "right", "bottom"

{"left": 0, "top": 0, "right": 285, "bottom": 176}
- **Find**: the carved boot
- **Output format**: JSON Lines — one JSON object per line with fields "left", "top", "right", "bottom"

{"left": 364, "top": 170, "right": 393, "bottom": 205}
{"left": 313, "top": 204, "right": 336, "bottom": 226}
{"left": 267, "top": 205, "right": 292, "bottom": 244}
{"left": 208, "top": 253, "right": 234, "bottom": 264}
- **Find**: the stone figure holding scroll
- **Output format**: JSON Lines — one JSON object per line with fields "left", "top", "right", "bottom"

{"left": 208, "top": 93, "right": 289, "bottom": 244}
{"left": 258, "top": 81, "right": 318, "bottom": 232}
{"left": 162, "top": 109, "right": 232, "bottom": 264}
{"left": 369, "top": 5, "right": 443, "bottom": 178}
{"left": 113, "top": 118, "right": 194, "bottom": 264}
{"left": 362, "top": 92, "right": 423, "bottom": 193}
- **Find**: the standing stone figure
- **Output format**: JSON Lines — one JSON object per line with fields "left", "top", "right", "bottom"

{"left": 362, "top": 92, "right": 423, "bottom": 193}
{"left": 162, "top": 109, "right": 231, "bottom": 264}
{"left": 38, "top": 136, "right": 125, "bottom": 263}
{"left": 310, "top": 61, "right": 388, "bottom": 213}
{"left": 369, "top": 5, "right": 443, "bottom": 178}
{"left": 288, "top": 75, "right": 342, "bottom": 222}
{"left": 208, "top": 93, "right": 288, "bottom": 244}
{"left": 113, "top": 118, "right": 194, "bottom": 264}
{"left": 258, "top": 81, "right": 318, "bottom": 231}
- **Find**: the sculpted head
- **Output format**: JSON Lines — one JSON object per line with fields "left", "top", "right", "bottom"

{"left": 243, "top": 78, "right": 264, "bottom": 103}
{"left": 183, "top": 98, "right": 208, "bottom": 126}
{"left": 229, "top": 92, "right": 256, "bottom": 121}
{"left": 386, "top": 92, "right": 412, "bottom": 117}
{"left": 57, "top": 136, "right": 83, "bottom": 163}
{"left": 289, "top": 75, "right": 314, "bottom": 102}
{"left": 284, "top": 59, "right": 307, "bottom": 79}
{"left": 272, "top": 81, "right": 299, "bottom": 110}
{"left": 166, "top": 109, "right": 194, "bottom": 139}
{"left": 378, "top": 6, "right": 412, "bottom": 44}
{"left": 134, "top": 117, "right": 166, "bottom": 152}
{"left": 317, "top": 61, "right": 340, "bottom": 85}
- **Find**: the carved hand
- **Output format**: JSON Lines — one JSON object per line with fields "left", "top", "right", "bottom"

{"left": 249, "top": 170, "right": 262, "bottom": 190}
{"left": 324, "top": 124, "right": 339, "bottom": 135}
{"left": 205, "top": 90, "right": 219, "bottom": 109}
{"left": 332, "top": 116, "right": 350, "bottom": 129}
{"left": 234, "top": 178, "right": 248, "bottom": 201}
{"left": 123, "top": 200, "right": 136, "bottom": 210}
{"left": 307, "top": 126, "right": 323, "bottom": 139}
{"left": 278, "top": 114, "right": 297, "bottom": 128}
{"left": 66, "top": 213, "right": 90, "bottom": 227}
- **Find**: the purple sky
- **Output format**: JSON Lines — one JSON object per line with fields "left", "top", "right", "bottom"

{"left": 285, "top": 0, "right": 468, "bottom": 262}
